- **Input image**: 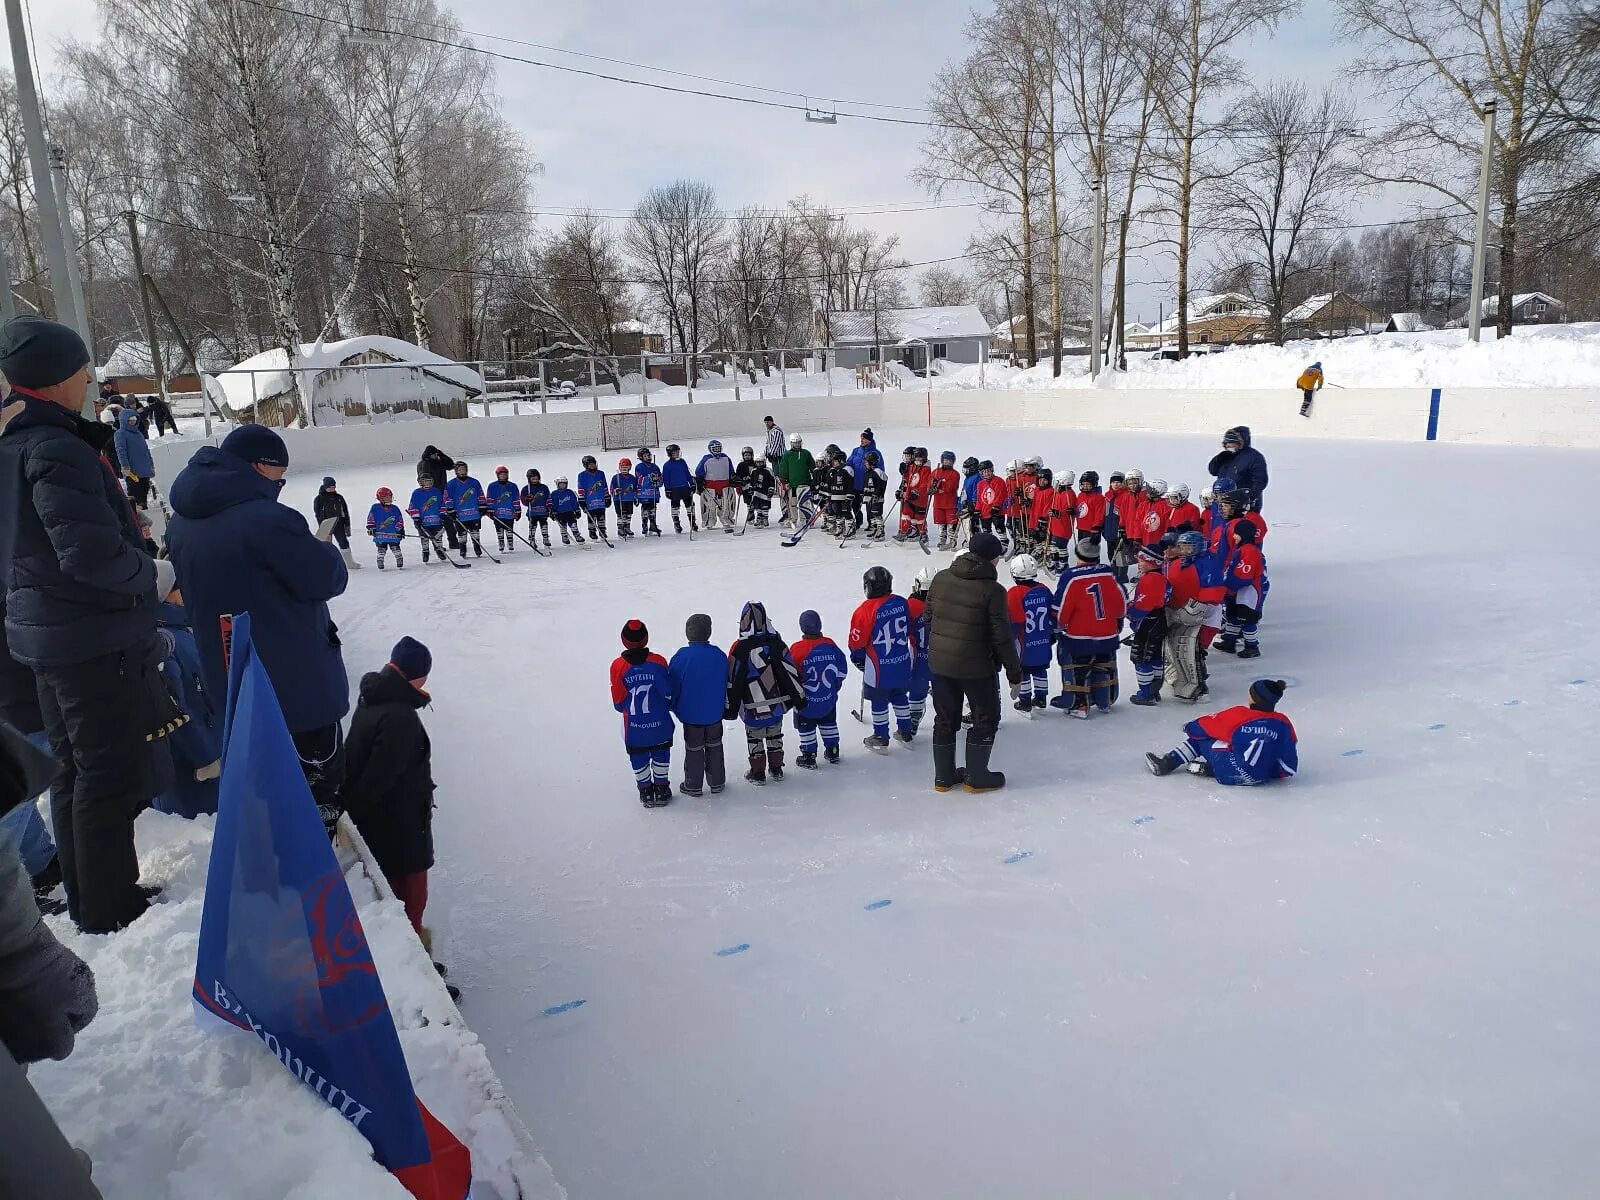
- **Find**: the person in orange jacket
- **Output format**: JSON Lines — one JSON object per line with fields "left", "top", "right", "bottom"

{"left": 1296, "top": 362, "right": 1323, "bottom": 417}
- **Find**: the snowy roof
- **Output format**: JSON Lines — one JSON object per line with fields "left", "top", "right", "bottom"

{"left": 214, "top": 335, "right": 485, "bottom": 411}
{"left": 611, "top": 319, "right": 662, "bottom": 335}
{"left": 1480, "top": 292, "right": 1560, "bottom": 316}
{"left": 1148, "top": 293, "right": 1267, "bottom": 334}
{"left": 1285, "top": 293, "right": 1335, "bottom": 322}
{"left": 98, "top": 336, "right": 231, "bottom": 378}
{"left": 1387, "top": 312, "right": 1432, "bottom": 333}
{"left": 830, "top": 305, "right": 990, "bottom": 345}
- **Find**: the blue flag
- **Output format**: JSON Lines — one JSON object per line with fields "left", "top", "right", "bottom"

{"left": 193, "top": 614, "right": 469, "bottom": 1196}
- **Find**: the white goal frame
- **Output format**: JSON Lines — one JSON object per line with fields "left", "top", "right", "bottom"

{"left": 600, "top": 409, "right": 660, "bottom": 452}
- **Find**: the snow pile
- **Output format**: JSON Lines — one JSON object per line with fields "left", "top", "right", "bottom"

{"left": 215, "top": 336, "right": 486, "bottom": 414}
{"left": 27, "top": 808, "right": 563, "bottom": 1200}
{"left": 941, "top": 322, "right": 1600, "bottom": 390}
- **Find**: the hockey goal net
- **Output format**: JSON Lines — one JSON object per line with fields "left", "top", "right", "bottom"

{"left": 600, "top": 409, "right": 660, "bottom": 452}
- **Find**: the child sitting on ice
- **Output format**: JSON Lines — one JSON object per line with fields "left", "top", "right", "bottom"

{"left": 1145, "top": 679, "right": 1297, "bottom": 784}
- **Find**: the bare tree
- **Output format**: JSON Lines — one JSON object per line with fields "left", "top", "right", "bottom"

{"left": 1337, "top": 0, "right": 1594, "bottom": 335}
{"left": 1150, "top": 0, "right": 1299, "bottom": 356}
{"left": 626, "top": 180, "right": 723, "bottom": 384}
{"left": 1211, "top": 82, "right": 1360, "bottom": 343}
{"left": 919, "top": 263, "right": 978, "bottom": 306}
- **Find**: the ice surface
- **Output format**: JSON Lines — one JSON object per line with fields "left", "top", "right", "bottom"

{"left": 291, "top": 425, "right": 1600, "bottom": 1199}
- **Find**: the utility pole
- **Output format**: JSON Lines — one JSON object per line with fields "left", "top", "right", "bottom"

{"left": 50, "top": 146, "right": 93, "bottom": 368}
{"left": 1113, "top": 210, "right": 1129, "bottom": 372}
{"left": 0, "top": 233, "right": 13, "bottom": 323}
{"left": 144, "top": 271, "right": 229, "bottom": 435}
{"left": 1467, "top": 99, "right": 1497, "bottom": 343}
{"left": 1089, "top": 178, "right": 1104, "bottom": 377}
{"left": 125, "top": 211, "right": 169, "bottom": 418}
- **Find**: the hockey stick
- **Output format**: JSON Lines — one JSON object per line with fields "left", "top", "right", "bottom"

{"left": 490, "top": 516, "right": 551, "bottom": 557}
{"left": 426, "top": 530, "right": 471, "bottom": 568}
{"left": 850, "top": 680, "right": 866, "bottom": 724}
{"left": 781, "top": 506, "right": 824, "bottom": 547}
{"left": 588, "top": 514, "right": 616, "bottom": 548}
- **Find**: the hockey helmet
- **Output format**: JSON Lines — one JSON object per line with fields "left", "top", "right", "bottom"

{"left": 1078, "top": 469, "right": 1099, "bottom": 488}
{"left": 1058, "top": 469, "right": 1076, "bottom": 488}
{"left": 708, "top": 439, "right": 723, "bottom": 453}
{"left": 742, "top": 445, "right": 756, "bottom": 458}
{"left": 1036, "top": 467, "right": 1053, "bottom": 486}
{"left": 582, "top": 455, "right": 597, "bottom": 468}
{"left": 417, "top": 472, "right": 433, "bottom": 485}
{"left": 863, "top": 565, "right": 893, "bottom": 599}
{"left": 638, "top": 447, "right": 653, "bottom": 460}
{"left": 1199, "top": 487, "right": 1214, "bottom": 506}
{"left": 454, "top": 460, "right": 469, "bottom": 473}
{"left": 555, "top": 475, "right": 568, "bottom": 486}
{"left": 941, "top": 450, "right": 956, "bottom": 462}
{"left": 979, "top": 459, "right": 995, "bottom": 472}
{"left": 902, "top": 445, "right": 917, "bottom": 458}
{"left": 1024, "top": 454, "right": 1043, "bottom": 471}
{"left": 1146, "top": 477, "right": 1168, "bottom": 496}
{"left": 866, "top": 449, "right": 881, "bottom": 466}
{"left": 495, "top": 465, "right": 509, "bottom": 476}
{"left": 1008, "top": 553, "right": 1039, "bottom": 581}
{"left": 1165, "top": 483, "right": 1183, "bottom": 502}
{"left": 1176, "top": 531, "right": 1206, "bottom": 555}
{"left": 912, "top": 565, "right": 936, "bottom": 596}
{"left": 1219, "top": 490, "right": 1246, "bottom": 513}
{"left": 666, "top": 443, "right": 682, "bottom": 455}
{"left": 526, "top": 468, "right": 540, "bottom": 479}
{"left": 1125, "top": 467, "right": 1144, "bottom": 483}
{"left": 1108, "top": 470, "right": 1125, "bottom": 484}
{"left": 915, "top": 447, "right": 929, "bottom": 461}
{"left": 618, "top": 457, "right": 633, "bottom": 471}
{"left": 375, "top": 486, "right": 392, "bottom": 499}
{"left": 962, "top": 456, "right": 980, "bottom": 471}
{"left": 1177, "top": 484, "right": 1191, "bottom": 502}
{"left": 789, "top": 433, "right": 803, "bottom": 447}
{"left": 1213, "top": 474, "right": 1236, "bottom": 494}
{"left": 1004, "top": 459, "right": 1019, "bottom": 475}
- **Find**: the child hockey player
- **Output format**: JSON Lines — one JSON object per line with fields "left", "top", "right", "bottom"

{"left": 611, "top": 458, "right": 639, "bottom": 539}
{"left": 895, "top": 448, "right": 932, "bottom": 543}
{"left": 1146, "top": 679, "right": 1298, "bottom": 784}
{"left": 407, "top": 473, "right": 449, "bottom": 562}
{"left": 446, "top": 461, "right": 486, "bottom": 558}
{"left": 610, "top": 620, "right": 675, "bottom": 807}
{"left": 521, "top": 469, "right": 553, "bottom": 548}
{"left": 1296, "top": 362, "right": 1323, "bottom": 417}
{"left": 1162, "top": 532, "right": 1209, "bottom": 702}
{"left": 578, "top": 454, "right": 611, "bottom": 541}
{"left": 1216, "top": 520, "right": 1268, "bottom": 658}
{"left": 789, "top": 609, "right": 848, "bottom": 767}
{"left": 778, "top": 433, "right": 815, "bottom": 528}
{"left": 1047, "top": 472, "right": 1077, "bottom": 572}
{"left": 1127, "top": 544, "right": 1170, "bottom": 705}
{"left": 696, "top": 439, "right": 735, "bottom": 530}
{"left": 486, "top": 465, "right": 522, "bottom": 552}
{"left": 1051, "top": 537, "right": 1126, "bottom": 717}
{"left": 849, "top": 565, "right": 915, "bottom": 750}
{"left": 906, "top": 566, "right": 934, "bottom": 734}
{"left": 668, "top": 614, "right": 728, "bottom": 796}
{"left": 975, "top": 460, "right": 1011, "bottom": 545}
{"left": 931, "top": 451, "right": 962, "bottom": 550}
{"left": 634, "top": 448, "right": 664, "bottom": 535}
{"left": 824, "top": 445, "right": 856, "bottom": 536}
{"left": 550, "top": 475, "right": 585, "bottom": 544}
{"left": 341, "top": 636, "right": 457, "bottom": 998}
{"left": 314, "top": 476, "right": 353, "bottom": 554}
{"left": 367, "top": 487, "right": 406, "bottom": 569}
{"left": 741, "top": 453, "right": 776, "bottom": 528}
{"left": 1136, "top": 477, "right": 1170, "bottom": 547}
{"left": 1074, "top": 470, "right": 1113, "bottom": 549}
{"left": 725, "top": 601, "right": 805, "bottom": 784}
{"left": 861, "top": 450, "right": 890, "bottom": 541}
{"left": 1006, "top": 554, "right": 1055, "bottom": 712}
{"left": 658, "top": 443, "right": 696, "bottom": 533}
{"left": 1028, "top": 467, "right": 1054, "bottom": 554}
{"left": 962, "top": 456, "right": 983, "bottom": 542}
{"left": 1166, "top": 484, "right": 1202, "bottom": 534}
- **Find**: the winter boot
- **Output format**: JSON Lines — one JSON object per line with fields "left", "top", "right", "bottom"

{"left": 795, "top": 751, "right": 818, "bottom": 770}
{"left": 745, "top": 754, "right": 767, "bottom": 785}
{"left": 863, "top": 734, "right": 891, "bottom": 754}
{"left": 1237, "top": 643, "right": 1261, "bottom": 660}
{"left": 1146, "top": 750, "right": 1183, "bottom": 777}
{"left": 340, "top": 545, "right": 363, "bottom": 570}
{"left": 932, "top": 740, "right": 965, "bottom": 793}
{"left": 679, "top": 782, "right": 703, "bottom": 798}
{"left": 823, "top": 746, "right": 841, "bottom": 765}
{"left": 767, "top": 748, "right": 784, "bottom": 781}
{"left": 962, "top": 734, "right": 1005, "bottom": 793}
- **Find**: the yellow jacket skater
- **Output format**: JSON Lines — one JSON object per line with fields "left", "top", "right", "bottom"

{"left": 1296, "top": 362, "right": 1323, "bottom": 417}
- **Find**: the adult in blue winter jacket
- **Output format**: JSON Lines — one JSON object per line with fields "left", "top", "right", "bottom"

{"left": 846, "top": 427, "right": 878, "bottom": 525}
{"left": 166, "top": 424, "right": 351, "bottom": 830}
{"left": 667, "top": 612, "right": 727, "bottom": 796}
{"left": 0, "top": 316, "right": 163, "bottom": 933}
{"left": 1206, "top": 426, "right": 1269, "bottom": 513}
{"left": 113, "top": 408, "right": 155, "bottom": 510}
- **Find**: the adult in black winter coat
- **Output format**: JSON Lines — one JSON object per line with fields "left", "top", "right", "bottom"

{"left": 924, "top": 531, "right": 1022, "bottom": 793}
{"left": 341, "top": 638, "right": 435, "bottom": 935}
{"left": 166, "top": 424, "right": 350, "bottom": 830}
{"left": 0, "top": 317, "right": 165, "bottom": 934}
{"left": 1206, "top": 426, "right": 1269, "bottom": 512}
{"left": 416, "top": 445, "right": 458, "bottom": 546}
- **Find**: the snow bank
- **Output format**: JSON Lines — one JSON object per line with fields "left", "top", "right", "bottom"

{"left": 941, "top": 322, "right": 1600, "bottom": 391}
{"left": 215, "top": 336, "right": 487, "bottom": 414}
{"left": 26, "top": 808, "right": 564, "bottom": 1200}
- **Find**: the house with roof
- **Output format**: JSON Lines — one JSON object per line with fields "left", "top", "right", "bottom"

{"left": 1124, "top": 293, "right": 1268, "bottom": 349}
{"left": 823, "top": 304, "right": 991, "bottom": 372}
{"left": 1284, "top": 292, "right": 1382, "bottom": 338}
{"left": 1384, "top": 312, "right": 1438, "bottom": 334}
{"left": 98, "top": 335, "right": 232, "bottom": 394}
{"left": 1476, "top": 292, "right": 1563, "bottom": 324}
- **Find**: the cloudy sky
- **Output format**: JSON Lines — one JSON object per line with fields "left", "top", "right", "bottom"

{"left": 31, "top": 0, "right": 1361, "bottom": 323}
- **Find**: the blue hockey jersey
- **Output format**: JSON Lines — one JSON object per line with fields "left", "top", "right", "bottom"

{"left": 848, "top": 594, "right": 913, "bottom": 691}
{"left": 791, "top": 635, "right": 849, "bottom": 719}
{"left": 611, "top": 472, "right": 639, "bottom": 503}
{"left": 486, "top": 480, "right": 521, "bottom": 521}
{"left": 521, "top": 482, "right": 551, "bottom": 517}
{"left": 611, "top": 651, "right": 675, "bottom": 750}
{"left": 635, "top": 461, "right": 663, "bottom": 501}
{"left": 367, "top": 502, "right": 405, "bottom": 545}
{"left": 407, "top": 486, "right": 445, "bottom": 527}
{"left": 577, "top": 469, "right": 610, "bottom": 510}
{"left": 662, "top": 457, "right": 693, "bottom": 491}
{"left": 1007, "top": 582, "right": 1055, "bottom": 669}
{"left": 445, "top": 475, "right": 483, "bottom": 519}
{"left": 550, "top": 487, "right": 579, "bottom": 515}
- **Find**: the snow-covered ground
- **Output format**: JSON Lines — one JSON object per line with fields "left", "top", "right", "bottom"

{"left": 25, "top": 809, "right": 563, "bottom": 1200}
{"left": 262, "top": 425, "right": 1600, "bottom": 1199}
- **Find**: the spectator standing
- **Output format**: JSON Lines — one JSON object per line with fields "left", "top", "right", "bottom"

{"left": 166, "top": 424, "right": 351, "bottom": 832}
{"left": 776, "top": 433, "right": 814, "bottom": 527}
{"left": 313, "top": 476, "right": 362, "bottom": 571}
{"left": 416, "top": 444, "right": 459, "bottom": 548}
{"left": 761, "top": 415, "right": 786, "bottom": 473}
{"left": 144, "top": 392, "right": 179, "bottom": 437}
{"left": 1206, "top": 427, "right": 1269, "bottom": 513}
{"left": 0, "top": 316, "right": 164, "bottom": 933}
{"left": 924, "top": 531, "right": 1022, "bottom": 794}
{"left": 113, "top": 408, "right": 155, "bottom": 510}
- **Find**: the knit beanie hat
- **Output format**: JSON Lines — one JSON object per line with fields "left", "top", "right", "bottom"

{"left": 685, "top": 613, "right": 712, "bottom": 643}
{"left": 621, "top": 619, "right": 649, "bottom": 648}
{"left": 322, "top": 476, "right": 337, "bottom": 489}
{"left": 1233, "top": 519, "right": 1258, "bottom": 543}
{"left": 1249, "top": 679, "right": 1287, "bottom": 711}
{"left": 798, "top": 609, "right": 822, "bottom": 637}
{"left": 221, "top": 423, "right": 290, "bottom": 468}
{"left": 390, "top": 636, "right": 432, "bottom": 681}
{"left": 0, "top": 316, "right": 90, "bottom": 389}
{"left": 969, "top": 531, "right": 1004, "bottom": 561}
{"left": 1073, "top": 536, "right": 1101, "bottom": 562}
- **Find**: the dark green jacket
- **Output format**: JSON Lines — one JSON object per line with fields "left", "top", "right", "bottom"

{"left": 925, "top": 553, "right": 1022, "bottom": 682}
{"left": 777, "top": 448, "right": 815, "bottom": 489}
